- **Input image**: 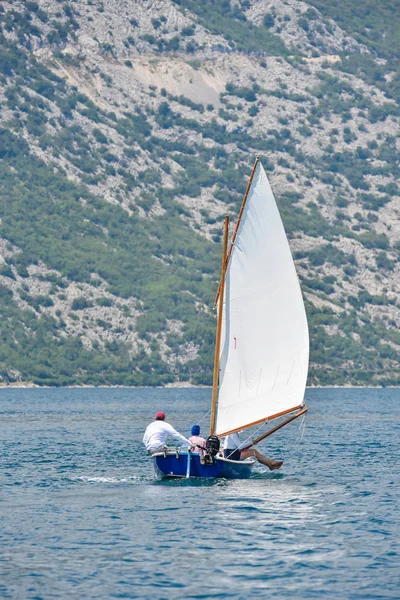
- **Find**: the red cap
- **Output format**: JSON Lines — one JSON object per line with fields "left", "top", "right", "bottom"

{"left": 155, "top": 411, "right": 166, "bottom": 420}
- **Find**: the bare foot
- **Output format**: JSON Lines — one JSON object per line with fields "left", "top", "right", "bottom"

{"left": 269, "top": 460, "right": 283, "bottom": 471}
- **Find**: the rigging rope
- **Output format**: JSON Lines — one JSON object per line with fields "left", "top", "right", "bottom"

{"left": 224, "top": 420, "right": 268, "bottom": 460}
{"left": 284, "top": 412, "right": 307, "bottom": 460}
{"left": 198, "top": 408, "right": 211, "bottom": 425}
{"left": 224, "top": 412, "right": 308, "bottom": 461}
{"left": 198, "top": 408, "right": 307, "bottom": 461}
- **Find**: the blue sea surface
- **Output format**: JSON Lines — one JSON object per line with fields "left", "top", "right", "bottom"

{"left": 0, "top": 388, "right": 399, "bottom": 599}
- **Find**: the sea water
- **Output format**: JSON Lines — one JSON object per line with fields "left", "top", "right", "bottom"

{"left": 0, "top": 388, "right": 399, "bottom": 599}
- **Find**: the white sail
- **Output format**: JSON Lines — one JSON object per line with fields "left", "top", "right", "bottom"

{"left": 215, "top": 161, "right": 309, "bottom": 436}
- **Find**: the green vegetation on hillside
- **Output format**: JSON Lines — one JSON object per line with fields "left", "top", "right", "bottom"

{"left": 0, "top": 1, "right": 399, "bottom": 387}
{"left": 172, "top": 0, "right": 288, "bottom": 56}
{"left": 303, "top": 0, "right": 400, "bottom": 104}
{"left": 306, "top": 0, "right": 400, "bottom": 60}
{"left": 0, "top": 125, "right": 220, "bottom": 386}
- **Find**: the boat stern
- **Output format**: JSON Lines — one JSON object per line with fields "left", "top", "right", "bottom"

{"left": 152, "top": 450, "right": 255, "bottom": 479}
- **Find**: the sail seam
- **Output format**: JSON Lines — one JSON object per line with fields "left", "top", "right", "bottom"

{"left": 272, "top": 365, "right": 280, "bottom": 392}
{"left": 286, "top": 361, "right": 295, "bottom": 385}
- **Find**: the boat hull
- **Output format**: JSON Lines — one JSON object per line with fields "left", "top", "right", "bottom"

{"left": 153, "top": 450, "right": 255, "bottom": 479}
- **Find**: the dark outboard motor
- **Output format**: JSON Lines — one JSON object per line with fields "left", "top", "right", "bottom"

{"left": 203, "top": 435, "right": 220, "bottom": 464}
{"left": 205, "top": 435, "right": 220, "bottom": 456}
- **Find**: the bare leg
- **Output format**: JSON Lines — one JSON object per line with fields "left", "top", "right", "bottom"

{"left": 240, "top": 448, "right": 283, "bottom": 470}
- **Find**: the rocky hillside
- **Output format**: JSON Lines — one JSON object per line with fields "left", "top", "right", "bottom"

{"left": 0, "top": 0, "right": 399, "bottom": 386}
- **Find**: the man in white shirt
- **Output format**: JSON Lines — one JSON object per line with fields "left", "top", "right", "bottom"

{"left": 223, "top": 431, "right": 283, "bottom": 470}
{"left": 143, "top": 411, "right": 190, "bottom": 454}
{"left": 223, "top": 432, "right": 244, "bottom": 461}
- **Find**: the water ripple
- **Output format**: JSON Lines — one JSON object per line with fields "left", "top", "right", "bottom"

{"left": 0, "top": 387, "right": 399, "bottom": 599}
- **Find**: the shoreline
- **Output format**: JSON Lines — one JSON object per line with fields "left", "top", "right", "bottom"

{"left": 0, "top": 382, "right": 399, "bottom": 390}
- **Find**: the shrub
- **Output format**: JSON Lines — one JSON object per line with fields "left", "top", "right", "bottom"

{"left": 31, "top": 295, "right": 54, "bottom": 309}
{"left": 263, "top": 13, "right": 275, "bottom": 28}
{"left": 96, "top": 297, "right": 114, "bottom": 307}
{"left": 357, "top": 232, "right": 389, "bottom": 250}
{"left": 71, "top": 297, "right": 92, "bottom": 310}
{"left": 165, "top": 36, "right": 180, "bottom": 51}
{"left": 141, "top": 34, "right": 155, "bottom": 44}
{"left": 181, "top": 25, "right": 195, "bottom": 36}
{"left": 93, "top": 128, "right": 107, "bottom": 144}
{"left": 376, "top": 252, "right": 394, "bottom": 271}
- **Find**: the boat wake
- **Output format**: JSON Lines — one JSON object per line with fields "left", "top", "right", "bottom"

{"left": 70, "top": 475, "right": 146, "bottom": 484}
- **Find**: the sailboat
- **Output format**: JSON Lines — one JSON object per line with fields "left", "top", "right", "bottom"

{"left": 153, "top": 157, "right": 309, "bottom": 479}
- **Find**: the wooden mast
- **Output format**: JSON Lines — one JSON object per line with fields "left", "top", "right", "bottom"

{"left": 210, "top": 215, "right": 229, "bottom": 436}
{"left": 214, "top": 156, "right": 259, "bottom": 308}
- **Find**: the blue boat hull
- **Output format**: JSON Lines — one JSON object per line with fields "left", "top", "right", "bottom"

{"left": 153, "top": 450, "right": 256, "bottom": 479}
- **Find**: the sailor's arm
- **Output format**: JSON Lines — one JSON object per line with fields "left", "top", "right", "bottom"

{"left": 142, "top": 429, "right": 149, "bottom": 445}
{"left": 165, "top": 423, "right": 190, "bottom": 446}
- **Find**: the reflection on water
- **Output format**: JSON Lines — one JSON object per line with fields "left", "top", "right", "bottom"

{"left": 0, "top": 387, "right": 399, "bottom": 599}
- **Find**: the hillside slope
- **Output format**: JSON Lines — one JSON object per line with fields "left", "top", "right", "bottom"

{"left": 0, "top": 0, "right": 399, "bottom": 386}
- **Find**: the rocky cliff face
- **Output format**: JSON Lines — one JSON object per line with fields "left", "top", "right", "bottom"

{"left": 0, "top": 0, "right": 399, "bottom": 386}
